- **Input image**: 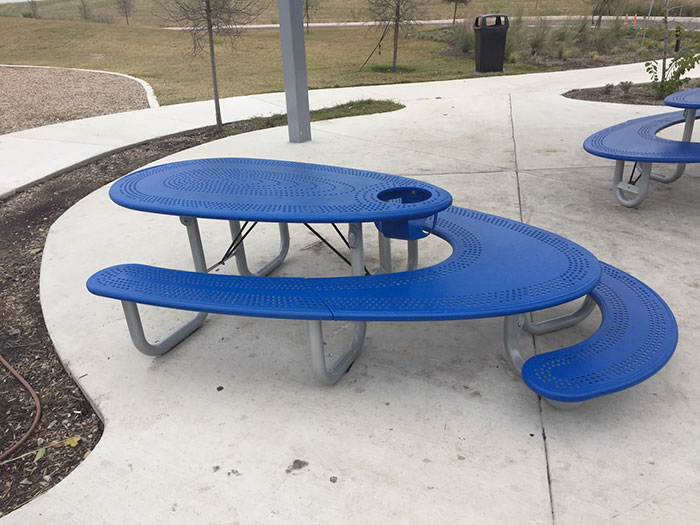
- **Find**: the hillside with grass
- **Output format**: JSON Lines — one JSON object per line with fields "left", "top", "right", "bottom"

{"left": 0, "top": 0, "right": 594, "bottom": 27}
{"left": 1, "top": 17, "right": 540, "bottom": 105}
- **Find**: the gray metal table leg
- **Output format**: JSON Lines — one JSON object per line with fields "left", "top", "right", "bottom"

{"left": 228, "top": 220, "right": 290, "bottom": 276}
{"left": 378, "top": 231, "right": 392, "bottom": 274}
{"left": 503, "top": 314, "right": 526, "bottom": 373}
{"left": 180, "top": 216, "right": 208, "bottom": 272}
{"left": 378, "top": 232, "right": 419, "bottom": 273}
{"left": 407, "top": 240, "right": 419, "bottom": 271}
{"left": 122, "top": 301, "right": 207, "bottom": 357}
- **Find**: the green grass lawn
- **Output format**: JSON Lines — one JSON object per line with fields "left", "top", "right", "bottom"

{"left": 0, "top": 0, "right": 592, "bottom": 27}
{"left": 0, "top": 17, "right": 538, "bottom": 106}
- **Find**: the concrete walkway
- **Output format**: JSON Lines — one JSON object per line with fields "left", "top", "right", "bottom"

{"left": 3, "top": 63, "right": 700, "bottom": 523}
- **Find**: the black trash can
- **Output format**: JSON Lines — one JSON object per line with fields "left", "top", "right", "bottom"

{"left": 473, "top": 14, "right": 509, "bottom": 73}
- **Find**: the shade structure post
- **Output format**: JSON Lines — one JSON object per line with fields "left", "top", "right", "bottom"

{"left": 277, "top": 0, "right": 312, "bottom": 143}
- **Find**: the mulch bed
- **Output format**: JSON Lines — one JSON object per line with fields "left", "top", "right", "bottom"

{"left": 564, "top": 82, "right": 668, "bottom": 105}
{"left": 0, "top": 120, "right": 269, "bottom": 516}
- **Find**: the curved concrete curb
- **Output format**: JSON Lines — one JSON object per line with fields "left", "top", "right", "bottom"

{"left": 0, "top": 64, "right": 159, "bottom": 108}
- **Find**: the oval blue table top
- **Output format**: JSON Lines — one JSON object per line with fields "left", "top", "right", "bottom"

{"left": 665, "top": 87, "right": 700, "bottom": 109}
{"left": 110, "top": 158, "right": 453, "bottom": 223}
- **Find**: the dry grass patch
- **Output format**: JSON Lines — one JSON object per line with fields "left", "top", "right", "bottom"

{"left": 0, "top": 17, "right": 537, "bottom": 106}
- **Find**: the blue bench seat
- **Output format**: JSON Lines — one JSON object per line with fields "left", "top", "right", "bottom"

{"left": 521, "top": 263, "right": 677, "bottom": 403}
{"left": 87, "top": 207, "right": 677, "bottom": 404}
{"left": 583, "top": 110, "right": 700, "bottom": 207}
{"left": 583, "top": 110, "right": 699, "bottom": 163}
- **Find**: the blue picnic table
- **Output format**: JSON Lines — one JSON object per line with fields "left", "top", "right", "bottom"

{"left": 90, "top": 158, "right": 677, "bottom": 407}
{"left": 584, "top": 87, "right": 700, "bottom": 207}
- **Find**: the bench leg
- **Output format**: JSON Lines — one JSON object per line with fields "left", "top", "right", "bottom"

{"left": 180, "top": 216, "right": 208, "bottom": 272}
{"left": 522, "top": 296, "right": 596, "bottom": 335}
{"left": 121, "top": 301, "right": 207, "bottom": 357}
{"left": 503, "top": 314, "right": 584, "bottom": 410}
{"left": 651, "top": 162, "right": 686, "bottom": 184}
{"left": 307, "top": 320, "right": 367, "bottom": 385}
{"left": 614, "top": 160, "right": 651, "bottom": 208}
{"left": 652, "top": 107, "right": 696, "bottom": 183}
{"left": 228, "top": 221, "right": 290, "bottom": 276}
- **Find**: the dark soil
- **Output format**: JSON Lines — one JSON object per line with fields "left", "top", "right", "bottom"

{"left": 0, "top": 119, "right": 271, "bottom": 517}
{"left": 564, "top": 82, "right": 667, "bottom": 105}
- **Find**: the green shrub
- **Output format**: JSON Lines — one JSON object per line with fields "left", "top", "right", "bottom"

{"left": 619, "top": 80, "right": 633, "bottom": 93}
{"left": 646, "top": 48, "right": 700, "bottom": 98}
{"left": 458, "top": 23, "right": 475, "bottom": 53}
{"left": 530, "top": 18, "right": 551, "bottom": 54}
{"left": 505, "top": 15, "right": 525, "bottom": 61}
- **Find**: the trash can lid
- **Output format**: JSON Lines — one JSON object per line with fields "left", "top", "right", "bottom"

{"left": 474, "top": 14, "right": 509, "bottom": 28}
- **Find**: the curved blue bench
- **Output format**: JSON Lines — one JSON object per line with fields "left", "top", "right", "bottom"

{"left": 583, "top": 110, "right": 700, "bottom": 207}
{"left": 521, "top": 263, "right": 677, "bottom": 403}
{"left": 88, "top": 207, "right": 677, "bottom": 405}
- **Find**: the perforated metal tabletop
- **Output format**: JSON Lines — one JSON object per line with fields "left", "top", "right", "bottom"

{"left": 110, "top": 158, "right": 453, "bottom": 223}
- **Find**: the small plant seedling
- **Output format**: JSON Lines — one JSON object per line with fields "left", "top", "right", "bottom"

{"left": 604, "top": 83, "right": 614, "bottom": 94}
{"left": 619, "top": 81, "right": 633, "bottom": 94}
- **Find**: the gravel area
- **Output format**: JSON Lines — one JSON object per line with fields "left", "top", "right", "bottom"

{"left": 0, "top": 66, "right": 150, "bottom": 134}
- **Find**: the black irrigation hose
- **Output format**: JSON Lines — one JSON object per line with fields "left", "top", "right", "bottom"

{"left": 0, "top": 353, "right": 42, "bottom": 462}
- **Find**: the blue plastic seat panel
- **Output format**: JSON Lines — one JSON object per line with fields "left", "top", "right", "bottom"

{"left": 88, "top": 207, "right": 601, "bottom": 322}
{"left": 664, "top": 87, "right": 700, "bottom": 109}
{"left": 109, "top": 157, "right": 453, "bottom": 223}
{"left": 521, "top": 262, "right": 678, "bottom": 402}
{"left": 583, "top": 110, "right": 700, "bottom": 163}
{"left": 87, "top": 264, "right": 334, "bottom": 321}
{"left": 310, "top": 207, "right": 600, "bottom": 321}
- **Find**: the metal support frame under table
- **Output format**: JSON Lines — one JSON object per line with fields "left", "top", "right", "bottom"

{"left": 614, "top": 108, "right": 696, "bottom": 208}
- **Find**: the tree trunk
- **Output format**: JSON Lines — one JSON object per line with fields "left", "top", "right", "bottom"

{"left": 305, "top": 0, "right": 309, "bottom": 33}
{"left": 205, "top": 0, "right": 223, "bottom": 131}
{"left": 391, "top": 3, "right": 400, "bottom": 72}
{"left": 452, "top": 1, "right": 457, "bottom": 26}
{"left": 662, "top": 0, "right": 669, "bottom": 95}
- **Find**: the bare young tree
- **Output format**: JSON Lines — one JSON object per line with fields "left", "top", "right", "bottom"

{"left": 158, "top": 0, "right": 265, "bottom": 130}
{"left": 590, "top": 0, "right": 620, "bottom": 29}
{"left": 115, "top": 0, "right": 135, "bottom": 24}
{"left": 78, "top": 0, "right": 91, "bottom": 21}
{"left": 304, "top": 0, "right": 320, "bottom": 33}
{"left": 367, "top": 0, "right": 425, "bottom": 72}
{"left": 442, "top": 0, "right": 469, "bottom": 27}
{"left": 26, "top": 0, "right": 40, "bottom": 18}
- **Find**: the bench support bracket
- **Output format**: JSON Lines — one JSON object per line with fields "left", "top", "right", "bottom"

{"left": 522, "top": 296, "right": 596, "bottom": 335}
{"left": 121, "top": 301, "right": 207, "bottom": 357}
{"left": 614, "top": 161, "right": 651, "bottom": 208}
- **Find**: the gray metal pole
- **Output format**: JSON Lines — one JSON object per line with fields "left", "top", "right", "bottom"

{"left": 277, "top": 0, "right": 312, "bottom": 143}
